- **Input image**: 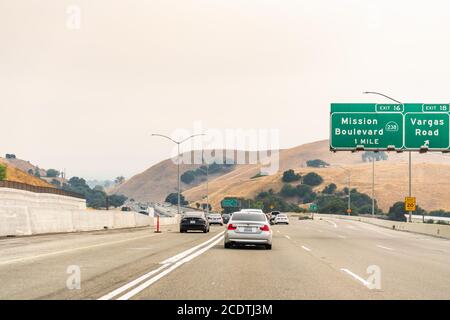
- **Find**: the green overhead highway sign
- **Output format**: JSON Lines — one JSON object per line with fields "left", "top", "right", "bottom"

{"left": 404, "top": 113, "right": 449, "bottom": 150}
{"left": 221, "top": 198, "right": 239, "bottom": 208}
{"left": 330, "top": 103, "right": 450, "bottom": 152}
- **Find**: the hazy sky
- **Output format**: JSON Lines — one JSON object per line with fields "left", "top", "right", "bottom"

{"left": 2, "top": 0, "right": 450, "bottom": 179}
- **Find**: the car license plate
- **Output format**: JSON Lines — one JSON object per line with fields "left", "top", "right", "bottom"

{"left": 243, "top": 227, "right": 253, "bottom": 233}
{"left": 190, "top": 220, "right": 196, "bottom": 224}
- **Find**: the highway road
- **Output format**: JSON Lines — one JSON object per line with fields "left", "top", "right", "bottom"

{"left": 0, "top": 216, "right": 449, "bottom": 300}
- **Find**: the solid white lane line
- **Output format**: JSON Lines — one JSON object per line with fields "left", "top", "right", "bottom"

{"left": 376, "top": 245, "right": 394, "bottom": 251}
{"left": 301, "top": 246, "right": 311, "bottom": 252}
{"left": 340, "top": 268, "right": 371, "bottom": 287}
{"left": 98, "top": 264, "right": 170, "bottom": 300}
{"left": 325, "top": 220, "right": 338, "bottom": 228}
{"left": 285, "top": 235, "right": 291, "bottom": 240}
{"left": 349, "top": 222, "right": 397, "bottom": 238}
{"left": 0, "top": 233, "right": 162, "bottom": 266}
{"left": 160, "top": 231, "right": 225, "bottom": 264}
{"left": 117, "top": 236, "right": 224, "bottom": 300}
{"left": 338, "top": 235, "right": 347, "bottom": 239}
{"left": 99, "top": 231, "right": 224, "bottom": 300}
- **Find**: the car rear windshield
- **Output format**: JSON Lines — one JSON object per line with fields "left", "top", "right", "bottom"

{"left": 231, "top": 213, "right": 266, "bottom": 222}
{"left": 183, "top": 214, "right": 203, "bottom": 219}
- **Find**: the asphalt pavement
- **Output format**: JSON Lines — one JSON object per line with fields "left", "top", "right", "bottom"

{"left": 0, "top": 217, "right": 449, "bottom": 300}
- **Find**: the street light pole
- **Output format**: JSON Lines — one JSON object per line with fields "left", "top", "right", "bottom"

{"left": 335, "top": 165, "right": 351, "bottom": 215}
{"left": 347, "top": 172, "right": 351, "bottom": 215}
{"left": 363, "top": 91, "right": 408, "bottom": 220}
{"left": 202, "top": 149, "right": 210, "bottom": 214}
{"left": 152, "top": 133, "right": 205, "bottom": 215}
{"left": 177, "top": 143, "right": 181, "bottom": 215}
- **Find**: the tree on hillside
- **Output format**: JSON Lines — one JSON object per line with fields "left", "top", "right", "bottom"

{"left": 306, "top": 159, "right": 329, "bottom": 168}
{"left": 46, "top": 169, "right": 60, "bottom": 178}
{"left": 388, "top": 201, "right": 426, "bottom": 221}
{"left": 5, "top": 154, "right": 16, "bottom": 159}
{"left": 50, "top": 179, "right": 61, "bottom": 187}
{"left": 27, "top": 169, "right": 33, "bottom": 175}
{"left": 115, "top": 176, "right": 125, "bottom": 185}
{"left": 387, "top": 202, "right": 408, "bottom": 221}
{"left": 34, "top": 168, "right": 41, "bottom": 178}
{"left": 302, "top": 172, "right": 323, "bottom": 186}
{"left": 296, "top": 184, "right": 313, "bottom": 197}
{"left": 0, "top": 164, "right": 6, "bottom": 181}
{"left": 165, "top": 193, "right": 188, "bottom": 206}
{"left": 282, "top": 169, "right": 301, "bottom": 182}
{"left": 317, "top": 197, "right": 347, "bottom": 214}
{"left": 108, "top": 194, "right": 128, "bottom": 208}
{"left": 181, "top": 170, "right": 196, "bottom": 184}
{"left": 280, "top": 184, "right": 297, "bottom": 197}
{"left": 322, "top": 183, "right": 337, "bottom": 194}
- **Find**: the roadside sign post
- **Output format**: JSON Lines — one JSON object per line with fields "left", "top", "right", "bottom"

{"left": 309, "top": 203, "right": 318, "bottom": 219}
{"left": 405, "top": 197, "right": 416, "bottom": 222}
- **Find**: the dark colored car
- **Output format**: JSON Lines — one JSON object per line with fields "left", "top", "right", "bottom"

{"left": 222, "top": 214, "right": 231, "bottom": 224}
{"left": 269, "top": 211, "right": 281, "bottom": 225}
{"left": 180, "top": 212, "right": 210, "bottom": 233}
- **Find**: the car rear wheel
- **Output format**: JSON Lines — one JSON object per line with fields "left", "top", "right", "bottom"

{"left": 203, "top": 228, "right": 208, "bottom": 233}
{"left": 265, "top": 244, "right": 272, "bottom": 250}
{"left": 224, "top": 242, "right": 231, "bottom": 249}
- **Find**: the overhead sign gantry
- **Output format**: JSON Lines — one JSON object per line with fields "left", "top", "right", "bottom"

{"left": 330, "top": 103, "right": 450, "bottom": 152}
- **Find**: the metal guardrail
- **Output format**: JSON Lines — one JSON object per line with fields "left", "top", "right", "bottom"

{"left": 0, "top": 180, "right": 85, "bottom": 199}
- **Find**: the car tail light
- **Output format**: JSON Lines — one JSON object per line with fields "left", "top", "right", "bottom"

{"left": 227, "top": 224, "right": 237, "bottom": 230}
{"left": 260, "top": 224, "right": 270, "bottom": 232}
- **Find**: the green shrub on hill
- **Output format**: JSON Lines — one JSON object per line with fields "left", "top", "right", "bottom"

{"left": 0, "top": 164, "right": 6, "bottom": 180}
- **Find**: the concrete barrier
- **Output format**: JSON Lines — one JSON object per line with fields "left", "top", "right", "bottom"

{"left": 0, "top": 187, "right": 180, "bottom": 237}
{"left": 315, "top": 213, "right": 450, "bottom": 239}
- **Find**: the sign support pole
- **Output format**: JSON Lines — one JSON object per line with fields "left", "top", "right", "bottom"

{"left": 372, "top": 157, "right": 375, "bottom": 217}
{"left": 408, "top": 151, "right": 412, "bottom": 222}
{"left": 347, "top": 173, "right": 351, "bottom": 215}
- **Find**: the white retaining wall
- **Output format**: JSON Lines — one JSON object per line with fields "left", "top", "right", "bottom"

{"left": 315, "top": 213, "right": 450, "bottom": 239}
{"left": 0, "top": 188, "right": 179, "bottom": 237}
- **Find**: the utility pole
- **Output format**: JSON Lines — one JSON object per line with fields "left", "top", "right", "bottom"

{"left": 152, "top": 133, "right": 205, "bottom": 215}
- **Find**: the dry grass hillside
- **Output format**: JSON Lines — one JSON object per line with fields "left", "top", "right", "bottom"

{"left": 112, "top": 139, "right": 450, "bottom": 212}
{"left": 0, "top": 159, "right": 53, "bottom": 187}
{"left": 110, "top": 150, "right": 258, "bottom": 202}
{"left": 183, "top": 140, "right": 450, "bottom": 212}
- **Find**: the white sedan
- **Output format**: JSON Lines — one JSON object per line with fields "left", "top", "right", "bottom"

{"left": 274, "top": 214, "right": 289, "bottom": 225}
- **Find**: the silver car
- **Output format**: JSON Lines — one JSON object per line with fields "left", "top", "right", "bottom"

{"left": 224, "top": 212, "right": 273, "bottom": 250}
{"left": 207, "top": 213, "right": 224, "bottom": 225}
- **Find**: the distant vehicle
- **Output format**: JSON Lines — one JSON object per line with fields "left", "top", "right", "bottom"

{"left": 121, "top": 206, "right": 131, "bottom": 212}
{"left": 207, "top": 213, "right": 224, "bottom": 226}
{"left": 269, "top": 211, "right": 281, "bottom": 224}
{"left": 224, "top": 212, "right": 272, "bottom": 250}
{"left": 274, "top": 214, "right": 289, "bottom": 225}
{"left": 180, "top": 212, "right": 210, "bottom": 233}
{"left": 240, "top": 209, "right": 264, "bottom": 214}
{"left": 222, "top": 213, "right": 231, "bottom": 224}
